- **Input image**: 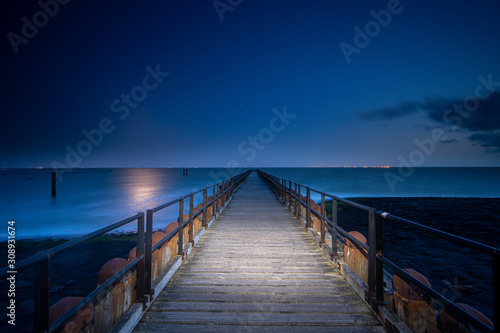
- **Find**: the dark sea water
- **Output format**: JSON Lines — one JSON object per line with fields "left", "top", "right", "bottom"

{"left": 1, "top": 167, "right": 499, "bottom": 240}
{"left": 260, "top": 167, "right": 500, "bottom": 200}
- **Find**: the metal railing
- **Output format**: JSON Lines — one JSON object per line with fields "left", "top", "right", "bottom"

{"left": 0, "top": 213, "right": 145, "bottom": 333}
{"left": 258, "top": 170, "right": 498, "bottom": 333}
{"left": 0, "top": 170, "right": 251, "bottom": 333}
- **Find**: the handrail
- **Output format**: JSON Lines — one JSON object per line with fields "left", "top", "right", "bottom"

{"left": 0, "top": 169, "right": 251, "bottom": 333}
{"left": 382, "top": 213, "right": 497, "bottom": 256}
{"left": 1, "top": 212, "right": 145, "bottom": 333}
{"left": 0, "top": 213, "right": 143, "bottom": 277}
{"left": 258, "top": 169, "right": 497, "bottom": 333}
{"left": 51, "top": 256, "right": 143, "bottom": 333}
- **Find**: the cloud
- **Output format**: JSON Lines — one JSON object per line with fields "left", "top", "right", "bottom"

{"left": 469, "top": 132, "right": 500, "bottom": 152}
{"left": 357, "top": 101, "right": 422, "bottom": 121}
{"left": 426, "top": 92, "right": 500, "bottom": 132}
{"left": 439, "top": 139, "right": 458, "bottom": 144}
{"left": 358, "top": 91, "right": 500, "bottom": 150}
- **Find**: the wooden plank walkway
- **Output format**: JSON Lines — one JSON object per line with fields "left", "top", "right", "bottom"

{"left": 133, "top": 171, "right": 386, "bottom": 332}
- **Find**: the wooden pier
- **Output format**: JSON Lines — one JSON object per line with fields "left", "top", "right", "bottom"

{"left": 4, "top": 170, "right": 495, "bottom": 333}
{"left": 132, "top": 172, "right": 386, "bottom": 332}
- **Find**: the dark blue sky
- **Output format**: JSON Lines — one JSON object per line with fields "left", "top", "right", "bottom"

{"left": 2, "top": 0, "right": 500, "bottom": 168}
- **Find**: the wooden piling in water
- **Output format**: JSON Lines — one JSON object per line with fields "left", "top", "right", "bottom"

{"left": 51, "top": 172, "right": 56, "bottom": 197}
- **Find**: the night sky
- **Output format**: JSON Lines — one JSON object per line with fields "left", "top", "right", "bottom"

{"left": 1, "top": 0, "right": 500, "bottom": 168}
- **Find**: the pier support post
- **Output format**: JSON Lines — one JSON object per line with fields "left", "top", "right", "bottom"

{"left": 34, "top": 253, "right": 50, "bottom": 333}
{"left": 368, "top": 208, "right": 384, "bottom": 308}
{"left": 320, "top": 194, "right": 326, "bottom": 244}
{"left": 202, "top": 188, "right": 208, "bottom": 227}
{"left": 213, "top": 185, "right": 217, "bottom": 215}
{"left": 288, "top": 180, "right": 292, "bottom": 206}
{"left": 368, "top": 208, "right": 376, "bottom": 303}
{"left": 306, "top": 187, "right": 311, "bottom": 229}
{"left": 51, "top": 172, "right": 56, "bottom": 197}
{"left": 145, "top": 210, "right": 153, "bottom": 295}
{"left": 178, "top": 199, "right": 184, "bottom": 255}
{"left": 331, "top": 199, "right": 338, "bottom": 257}
{"left": 136, "top": 214, "right": 145, "bottom": 304}
{"left": 294, "top": 184, "right": 299, "bottom": 217}
{"left": 493, "top": 250, "right": 499, "bottom": 332}
{"left": 189, "top": 194, "right": 194, "bottom": 244}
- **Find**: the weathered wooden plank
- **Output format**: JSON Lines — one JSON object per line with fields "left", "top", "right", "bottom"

{"left": 133, "top": 323, "right": 387, "bottom": 333}
{"left": 190, "top": 252, "right": 326, "bottom": 258}
{"left": 172, "top": 272, "right": 342, "bottom": 279}
{"left": 169, "top": 278, "right": 347, "bottom": 287}
{"left": 193, "top": 249, "right": 322, "bottom": 255}
{"left": 147, "top": 301, "right": 372, "bottom": 313}
{"left": 142, "top": 311, "right": 382, "bottom": 326}
{"left": 166, "top": 284, "right": 354, "bottom": 295}
{"left": 156, "top": 291, "right": 362, "bottom": 303}
{"left": 178, "top": 266, "right": 338, "bottom": 274}
{"left": 181, "top": 261, "right": 334, "bottom": 268}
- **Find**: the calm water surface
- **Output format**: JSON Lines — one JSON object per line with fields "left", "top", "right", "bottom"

{"left": 1, "top": 167, "right": 499, "bottom": 239}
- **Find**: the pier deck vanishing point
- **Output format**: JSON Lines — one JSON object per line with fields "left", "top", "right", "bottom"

{"left": 132, "top": 172, "right": 386, "bottom": 332}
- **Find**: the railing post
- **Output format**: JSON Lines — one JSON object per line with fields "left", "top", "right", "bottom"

{"left": 203, "top": 187, "right": 208, "bottom": 227}
{"left": 306, "top": 187, "right": 311, "bottom": 229}
{"left": 34, "top": 253, "right": 50, "bottom": 333}
{"left": 213, "top": 185, "right": 217, "bottom": 216}
{"left": 223, "top": 181, "right": 227, "bottom": 204}
{"left": 494, "top": 250, "right": 499, "bottom": 332}
{"left": 331, "top": 199, "right": 338, "bottom": 257}
{"left": 375, "top": 213, "right": 384, "bottom": 305}
{"left": 368, "top": 207, "right": 383, "bottom": 307}
{"left": 288, "top": 180, "right": 292, "bottom": 206}
{"left": 297, "top": 184, "right": 301, "bottom": 219}
{"left": 284, "top": 179, "right": 288, "bottom": 204}
{"left": 320, "top": 194, "right": 326, "bottom": 244}
{"left": 189, "top": 193, "right": 194, "bottom": 244}
{"left": 178, "top": 198, "right": 184, "bottom": 255}
{"left": 281, "top": 179, "right": 285, "bottom": 202}
{"left": 278, "top": 179, "right": 282, "bottom": 200}
{"left": 368, "top": 208, "right": 376, "bottom": 299}
{"left": 294, "top": 183, "right": 298, "bottom": 216}
{"left": 145, "top": 209, "right": 153, "bottom": 295}
{"left": 136, "top": 213, "right": 145, "bottom": 304}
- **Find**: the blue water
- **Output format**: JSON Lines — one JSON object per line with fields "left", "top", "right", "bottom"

{"left": 1, "top": 167, "right": 499, "bottom": 239}
{"left": 261, "top": 167, "right": 500, "bottom": 200}
{"left": 0, "top": 168, "right": 242, "bottom": 239}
